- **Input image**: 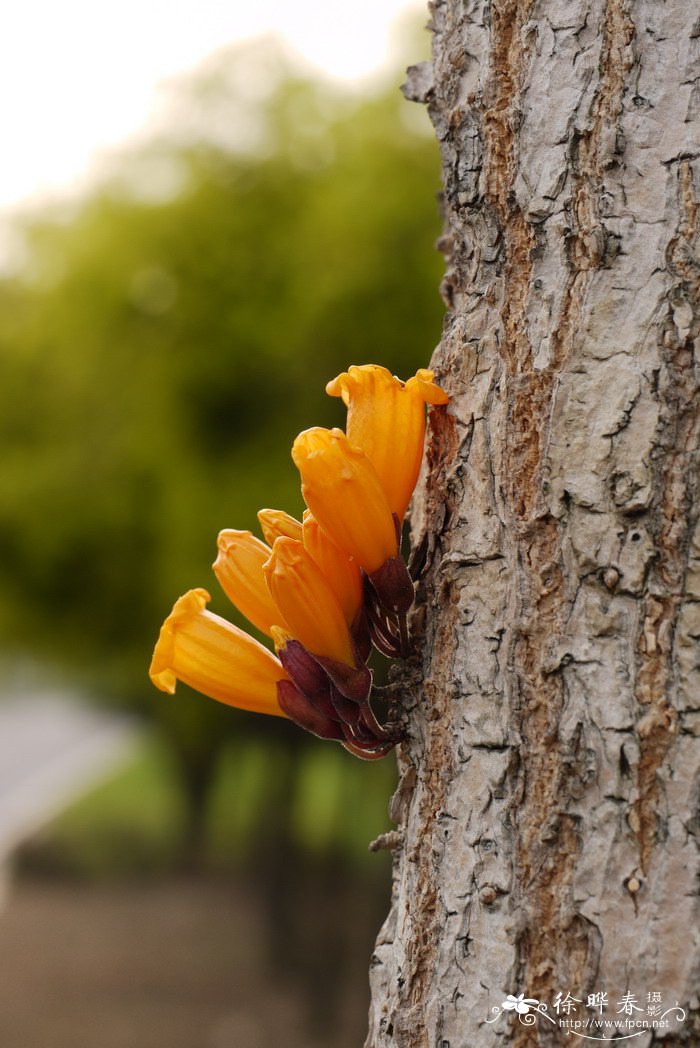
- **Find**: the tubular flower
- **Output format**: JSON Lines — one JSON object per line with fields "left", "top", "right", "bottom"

{"left": 213, "top": 530, "right": 286, "bottom": 638}
{"left": 326, "top": 365, "right": 448, "bottom": 520}
{"left": 302, "top": 511, "right": 363, "bottom": 626}
{"left": 264, "top": 536, "right": 355, "bottom": 665}
{"left": 263, "top": 536, "right": 371, "bottom": 702}
{"left": 257, "top": 508, "right": 303, "bottom": 546}
{"left": 149, "top": 588, "right": 287, "bottom": 717}
{"left": 148, "top": 361, "right": 446, "bottom": 759}
{"left": 292, "top": 427, "right": 397, "bottom": 575}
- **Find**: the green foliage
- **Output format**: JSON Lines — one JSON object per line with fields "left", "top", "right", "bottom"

{"left": 0, "top": 41, "right": 443, "bottom": 864}
{"left": 20, "top": 732, "right": 395, "bottom": 879}
{"left": 0, "top": 45, "right": 443, "bottom": 701}
{"left": 18, "top": 737, "right": 188, "bottom": 878}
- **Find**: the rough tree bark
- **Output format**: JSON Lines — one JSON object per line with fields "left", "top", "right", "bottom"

{"left": 367, "top": 2, "right": 699, "bottom": 1045}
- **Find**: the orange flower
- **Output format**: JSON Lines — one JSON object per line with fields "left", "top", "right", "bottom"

{"left": 291, "top": 427, "right": 397, "bottom": 575}
{"left": 264, "top": 536, "right": 371, "bottom": 702}
{"left": 149, "top": 588, "right": 287, "bottom": 716}
{"left": 326, "top": 365, "right": 448, "bottom": 519}
{"left": 302, "top": 510, "right": 363, "bottom": 626}
{"left": 213, "top": 530, "right": 285, "bottom": 638}
{"left": 263, "top": 537, "right": 355, "bottom": 667}
{"left": 257, "top": 508, "right": 303, "bottom": 546}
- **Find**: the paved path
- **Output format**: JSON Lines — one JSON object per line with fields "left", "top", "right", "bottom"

{"left": 0, "top": 693, "right": 139, "bottom": 861}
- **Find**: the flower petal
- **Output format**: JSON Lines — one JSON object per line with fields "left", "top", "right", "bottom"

{"left": 213, "top": 530, "right": 286, "bottom": 638}
{"left": 149, "top": 588, "right": 288, "bottom": 716}
{"left": 302, "top": 510, "right": 363, "bottom": 625}
{"left": 326, "top": 364, "right": 448, "bottom": 519}
{"left": 292, "top": 427, "right": 397, "bottom": 574}
{"left": 257, "top": 508, "right": 303, "bottom": 545}
{"left": 263, "top": 536, "right": 356, "bottom": 668}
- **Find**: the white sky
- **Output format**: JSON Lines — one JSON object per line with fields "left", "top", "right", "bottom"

{"left": 0, "top": 0, "right": 425, "bottom": 213}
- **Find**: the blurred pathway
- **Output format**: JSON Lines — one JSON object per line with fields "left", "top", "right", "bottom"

{"left": 0, "top": 878, "right": 372, "bottom": 1048}
{"left": 0, "top": 693, "right": 140, "bottom": 861}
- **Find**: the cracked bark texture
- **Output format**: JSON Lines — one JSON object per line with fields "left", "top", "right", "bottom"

{"left": 366, "top": 2, "right": 700, "bottom": 1046}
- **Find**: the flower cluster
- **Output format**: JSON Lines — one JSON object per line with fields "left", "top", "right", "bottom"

{"left": 149, "top": 364, "right": 448, "bottom": 759}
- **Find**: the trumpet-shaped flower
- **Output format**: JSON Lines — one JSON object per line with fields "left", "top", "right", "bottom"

{"left": 264, "top": 536, "right": 371, "bottom": 702}
{"left": 149, "top": 588, "right": 287, "bottom": 716}
{"left": 264, "top": 537, "right": 355, "bottom": 666}
{"left": 302, "top": 511, "right": 362, "bottom": 626}
{"left": 213, "top": 530, "right": 285, "bottom": 638}
{"left": 257, "top": 508, "right": 303, "bottom": 546}
{"left": 292, "top": 427, "right": 397, "bottom": 575}
{"left": 326, "top": 365, "right": 448, "bottom": 520}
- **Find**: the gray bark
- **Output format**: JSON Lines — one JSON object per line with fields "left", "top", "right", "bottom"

{"left": 367, "top": 2, "right": 700, "bottom": 1045}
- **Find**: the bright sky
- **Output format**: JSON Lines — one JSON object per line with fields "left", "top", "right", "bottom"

{"left": 0, "top": 0, "right": 425, "bottom": 212}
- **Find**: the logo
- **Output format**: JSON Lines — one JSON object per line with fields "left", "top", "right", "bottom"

{"left": 486, "top": 989, "right": 686, "bottom": 1040}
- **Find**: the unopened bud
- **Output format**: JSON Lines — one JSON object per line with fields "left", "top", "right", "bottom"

{"left": 351, "top": 606, "right": 372, "bottom": 663}
{"left": 368, "top": 555, "right": 415, "bottom": 615}
{"left": 314, "top": 653, "right": 372, "bottom": 704}
{"left": 327, "top": 685, "right": 361, "bottom": 725}
{"left": 277, "top": 638, "right": 330, "bottom": 701}
{"left": 276, "top": 680, "right": 344, "bottom": 741}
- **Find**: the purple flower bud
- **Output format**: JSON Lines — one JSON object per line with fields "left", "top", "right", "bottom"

{"left": 276, "top": 680, "right": 344, "bottom": 741}
{"left": 367, "top": 555, "right": 415, "bottom": 615}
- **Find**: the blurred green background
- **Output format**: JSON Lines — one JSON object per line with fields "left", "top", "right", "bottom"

{"left": 0, "top": 34, "right": 443, "bottom": 1048}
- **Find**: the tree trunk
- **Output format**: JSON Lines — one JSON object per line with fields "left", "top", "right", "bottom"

{"left": 367, "top": 2, "right": 700, "bottom": 1045}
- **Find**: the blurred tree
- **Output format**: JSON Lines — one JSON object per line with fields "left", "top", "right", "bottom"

{"left": 0, "top": 40, "right": 443, "bottom": 863}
